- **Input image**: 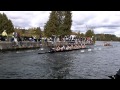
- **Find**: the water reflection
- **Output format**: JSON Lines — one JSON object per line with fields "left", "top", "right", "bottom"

{"left": 46, "top": 52, "right": 72, "bottom": 79}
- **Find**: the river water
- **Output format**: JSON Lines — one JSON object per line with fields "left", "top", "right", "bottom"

{"left": 0, "top": 41, "right": 120, "bottom": 79}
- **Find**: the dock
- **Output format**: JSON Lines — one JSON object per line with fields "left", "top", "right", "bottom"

{"left": 0, "top": 41, "right": 94, "bottom": 51}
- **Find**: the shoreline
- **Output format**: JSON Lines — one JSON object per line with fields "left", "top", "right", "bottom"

{"left": 0, "top": 41, "right": 94, "bottom": 51}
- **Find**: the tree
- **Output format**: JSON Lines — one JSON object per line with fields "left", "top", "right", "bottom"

{"left": 76, "top": 31, "right": 81, "bottom": 38}
{"left": 44, "top": 11, "right": 59, "bottom": 37}
{"left": 0, "top": 13, "right": 3, "bottom": 33}
{"left": 35, "top": 27, "right": 42, "bottom": 38}
{"left": 95, "top": 34, "right": 119, "bottom": 41}
{"left": 85, "top": 29, "right": 95, "bottom": 43}
{"left": 26, "top": 27, "right": 42, "bottom": 38}
{"left": 85, "top": 30, "right": 95, "bottom": 37}
{"left": 80, "top": 33, "right": 85, "bottom": 37}
{"left": 0, "top": 13, "right": 14, "bottom": 34}
{"left": 59, "top": 11, "right": 72, "bottom": 36}
{"left": 7, "top": 20, "right": 14, "bottom": 34}
{"left": 44, "top": 11, "right": 72, "bottom": 37}
{"left": 56, "top": 11, "right": 65, "bottom": 36}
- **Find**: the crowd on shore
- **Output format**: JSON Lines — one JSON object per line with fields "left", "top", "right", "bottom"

{"left": 0, "top": 30, "right": 94, "bottom": 47}
{"left": 0, "top": 30, "right": 40, "bottom": 47}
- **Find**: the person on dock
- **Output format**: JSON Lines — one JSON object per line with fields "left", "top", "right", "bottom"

{"left": 12, "top": 32, "right": 18, "bottom": 46}
{"left": 17, "top": 32, "right": 22, "bottom": 46}
{"left": 1, "top": 30, "right": 8, "bottom": 41}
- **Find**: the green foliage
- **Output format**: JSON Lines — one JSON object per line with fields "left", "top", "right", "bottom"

{"left": 85, "top": 30, "right": 95, "bottom": 37}
{"left": 95, "top": 34, "right": 119, "bottom": 41}
{"left": 0, "top": 13, "right": 14, "bottom": 34}
{"left": 85, "top": 30, "right": 95, "bottom": 43}
{"left": 26, "top": 27, "right": 42, "bottom": 38}
{"left": 80, "top": 33, "right": 85, "bottom": 37}
{"left": 76, "top": 31, "right": 85, "bottom": 37}
{"left": 44, "top": 11, "right": 58, "bottom": 37}
{"left": 76, "top": 31, "right": 81, "bottom": 38}
{"left": 14, "top": 27, "right": 42, "bottom": 39}
{"left": 14, "top": 28, "right": 26, "bottom": 37}
{"left": 44, "top": 11, "right": 72, "bottom": 37}
{"left": 59, "top": 11, "right": 72, "bottom": 36}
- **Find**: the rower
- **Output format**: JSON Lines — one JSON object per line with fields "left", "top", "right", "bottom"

{"left": 65, "top": 45, "right": 69, "bottom": 50}
{"left": 62, "top": 45, "right": 66, "bottom": 50}
{"left": 71, "top": 44, "right": 74, "bottom": 50}
{"left": 73, "top": 44, "right": 76, "bottom": 49}
{"left": 56, "top": 45, "right": 61, "bottom": 51}
{"left": 75, "top": 44, "right": 78, "bottom": 49}
{"left": 60, "top": 45, "right": 64, "bottom": 51}
{"left": 78, "top": 44, "right": 81, "bottom": 49}
{"left": 50, "top": 46, "right": 56, "bottom": 52}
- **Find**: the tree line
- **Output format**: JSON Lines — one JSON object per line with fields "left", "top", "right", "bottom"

{"left": 0, "top": 13, "right": 43, "bottom": 38}
{"left": 74, "top": 30, "right": 120, "bottom": 41}
{"left": 95, "top": 34, "right": 120, "bottom": 41}
{"left": 14, "top": 27, "right": 42, "bottom": 39}
{"left": 0, "top": 12, "right": 120, "bottom": 41}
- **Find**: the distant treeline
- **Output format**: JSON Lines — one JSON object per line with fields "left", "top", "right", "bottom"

{"left": 95, "top": 34, "right": 120, "bottom": 41}
{"left": 71, "top": 31, "right": 120, "bottom": 41}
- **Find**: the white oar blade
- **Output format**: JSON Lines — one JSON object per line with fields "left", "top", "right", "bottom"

{"left": 81, "top": 50, "right": 85, "bottom": 52}
{"left": 40, "top": 48, "right": 44, "bottom": 50}
{"left": 88, "top": 49, "right": 92, "bottom": 51}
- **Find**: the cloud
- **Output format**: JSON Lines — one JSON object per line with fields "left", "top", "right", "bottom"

{"left": 0, "top": 11, "right": 51, "bottom": 29}
{"left": 114, "top": 29, "right": 120, "bottom": 37}
{"left": 0, "top": 11, "right": 120, "bottom": 37}
{"left": 72, "top": 11, "right": 120, "bottom": 37}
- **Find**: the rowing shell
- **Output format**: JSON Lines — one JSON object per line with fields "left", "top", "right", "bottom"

{"left": 38, "top": 48, "right": 89, "bottom": 54}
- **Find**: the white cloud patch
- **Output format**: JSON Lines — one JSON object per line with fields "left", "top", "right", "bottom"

{"left": 0, "top": 11, "right": 120, "bottom": 37}
{"left": 0, "top": 11, "right": 51, "bottom": 29}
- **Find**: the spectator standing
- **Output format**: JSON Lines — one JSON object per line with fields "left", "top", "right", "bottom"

{"left": 2, "top": 30, "right": 8, "bottom": 41}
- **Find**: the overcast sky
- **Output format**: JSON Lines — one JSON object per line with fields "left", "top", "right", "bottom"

{"left": 0, "top": 11, "right": 120, "bottom": 37}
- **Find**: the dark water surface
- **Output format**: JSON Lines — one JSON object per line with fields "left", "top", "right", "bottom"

{"left": 0, "top": 41, "right": 120, "bottom": 79}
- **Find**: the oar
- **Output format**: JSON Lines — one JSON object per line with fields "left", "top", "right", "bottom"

{"left": 40, "top": 48, "right": 44, "bottom": 50}
{"left": 81, "top": 50, "right": 85, "bottom": 52}
{"left": 38, "top": 51, "right": 51, "bottom": 54}
{"left": 88, "top": 49, "right": 92, "bottom": 51}
{"left": 38, "top": 50, "right": 55, "bottom": 54}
